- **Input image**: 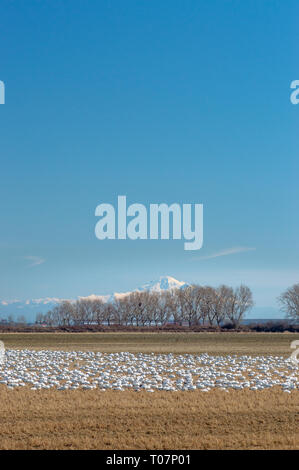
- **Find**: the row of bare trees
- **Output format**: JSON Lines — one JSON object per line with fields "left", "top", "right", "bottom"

{"left": 36, "top": 284, "right": 254, "bottom": 328}
{"left": 278, "top": 283, "right": 299, "bottom": 322}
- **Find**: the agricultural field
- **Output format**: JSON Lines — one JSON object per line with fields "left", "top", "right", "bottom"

{"left": 0, "top": 388, "right": 298, "bottom": 450}
{"left": 0, "top": 331, "right": 298, "bottom": 355}
{"left": 0, "top": 332, "right": 298, "bottom": 450}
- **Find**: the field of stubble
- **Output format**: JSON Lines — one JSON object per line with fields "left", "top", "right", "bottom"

{"left": 0, "top": 331, "right": 298, "bottom": 355}
{"left": 0, "top": 332, "right": 298, "bottom": 450}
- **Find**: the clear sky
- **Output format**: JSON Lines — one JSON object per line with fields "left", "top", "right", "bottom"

{"left": 0, "top": 1, "right": 298, "bottom": 315}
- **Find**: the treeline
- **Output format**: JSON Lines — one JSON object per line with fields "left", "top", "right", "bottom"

{"left": 36, "top": 284, "right": 254, "bottom": 328}
{"left": 247, "top": 320, "right": 299, "bottom": 332}
{"left": 0, "top": 314, "right": 27, "bottom": 326}
{"left": 1, "top": 321, "right": 299, "bottom": 333}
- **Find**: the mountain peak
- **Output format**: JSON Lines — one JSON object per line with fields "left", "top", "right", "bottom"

{"left": 138, "top": 276, "right": 188, "bottom": 292}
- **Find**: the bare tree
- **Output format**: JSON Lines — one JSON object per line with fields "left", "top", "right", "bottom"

{"left": 150, "top": 291, "right": 172, "bottom": 326}
{"left": 113, "top": 297, "right": 129, "bottom": 325}
{"left": 73, "top": 299, "right": 94, "bottom": 325}
{"left": 102, "top": 302, "right": 115, "bottom": 326}
{"left": 229, "top": 285, "right": 254, "bottom": 327}
{"left": 199, "top": 286, "right": 217, "bottom": 326}
{"left": 167, "top": 289, "right": 181, "bottom": 325}
{"left": 50, "top": 305, "right": 61, "bottom": 326}
{"left": 7, "top": 314, "right": 15, "bottom": 325}
{"left": 43, "top": 310, "right": 55, "bottom": 326}
{"left": 209, "top": 286, "right": 228, "bottom": 327}
{"left": 278, "top": 284, "right": 299, "bottom": 322}
{"left": 90, "top": 298, "right": 105, "bottom": 325}
{"left": 126, "top": 291, "right": 149, "bottom": 326}
{"left": 35, "top": 312, "right": 44, "bottom": 324}
{"left": 175, "top": 286, "right": 200, "bottom": 326}
{"left": 192, "top": 286, "right": 211, "bottom": 325}
{"left": 16, "top": 315, "right": 27, "bottom": 325}
{"left": 215, "top": 285, "right": 235, "bottom": 326}
{"left": 58, "top": 301, "right": 75, "bottom": 326}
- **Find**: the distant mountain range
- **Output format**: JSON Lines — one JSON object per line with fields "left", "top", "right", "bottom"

{"left": 0, "top": 276, "right": 188, "bottom": 322}
{"left": 0, "top": 276, "right": 283, "bottom": 323}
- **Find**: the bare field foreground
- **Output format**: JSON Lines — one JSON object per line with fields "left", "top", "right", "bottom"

{"left": 0, "top": 332, "right": 298, "bottom": 450}
{"left": 0, "top": 331, "right": 298, "bottom": 355}
{"left": 0, "top": 388, "right": 298, "bottom": 450}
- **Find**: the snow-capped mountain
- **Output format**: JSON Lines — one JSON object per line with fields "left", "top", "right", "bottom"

{"left": 110, "top": 276, "right": 188, "bottom": 301}
{"left": 137, "top": 276, "right": 188, "bottom": 292}
{"left": 0, "top": 276, "right": 187, "bottom": 322}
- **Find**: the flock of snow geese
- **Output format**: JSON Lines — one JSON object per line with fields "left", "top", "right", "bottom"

{"left": 0, "top": 350, "right": 298, "bottom": 393}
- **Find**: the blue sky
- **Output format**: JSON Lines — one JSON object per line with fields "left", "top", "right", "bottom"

{"left": 0, "top": 1, "right": 298, "bottom": 315}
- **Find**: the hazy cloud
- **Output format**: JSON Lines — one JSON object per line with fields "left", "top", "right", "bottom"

{"left": 23, "top": 256, "right": 46, "bottom": 267}
{"left": 198, "top": 246, "right": 256, "bottom": 260}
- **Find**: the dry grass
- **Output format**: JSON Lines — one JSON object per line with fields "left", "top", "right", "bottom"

{"left": 0, "top": 331, "right": 298, "bottom": 355}
{"left": 0, "top": 387, "right": 298, "bottom": 450}
{"left": 0, "top": 332, "right": 298, "bottom": 450}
